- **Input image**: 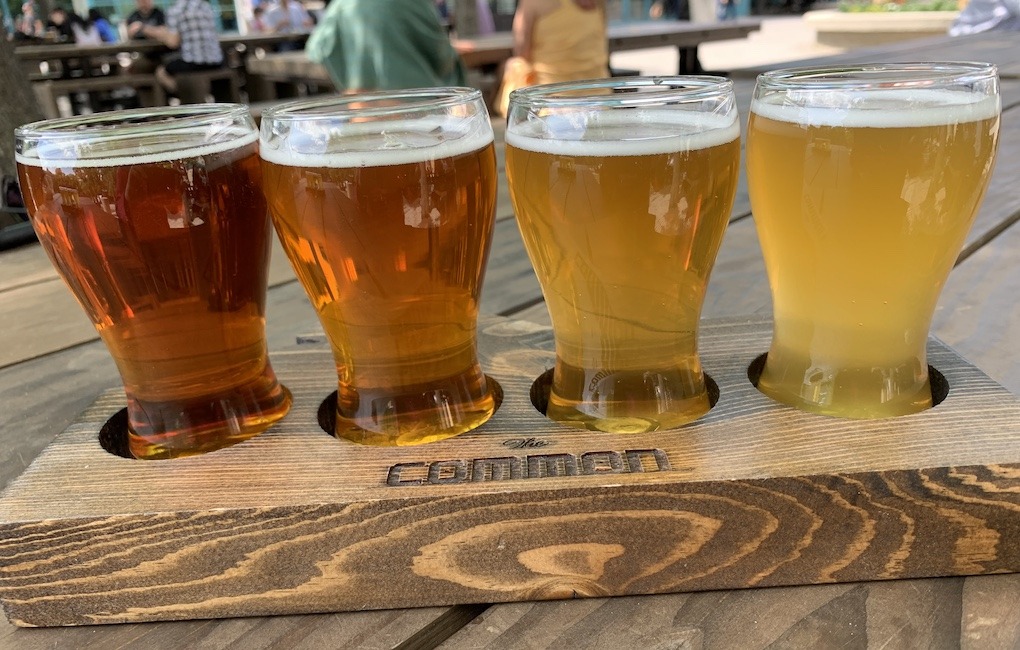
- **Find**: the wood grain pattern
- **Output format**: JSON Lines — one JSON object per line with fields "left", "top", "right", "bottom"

{"left": 935, "top": 222, "right": 1020, "bottom": 394}
{"left": 0, "top": 241, "right": 52, "bottom": 293}
{"left": 0, "top": 317, "right": 1018, "bottom": 627}
{"left": 439, "top": 578, "right": 975, "bottom": 649}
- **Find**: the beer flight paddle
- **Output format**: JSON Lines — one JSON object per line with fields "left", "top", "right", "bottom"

{"left": 1, "top": 67, "right": 1016, "bottom": 628}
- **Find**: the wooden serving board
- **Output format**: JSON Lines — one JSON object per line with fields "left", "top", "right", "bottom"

{"left": 0, "top": 316, "right": 1018, "bottom": 628}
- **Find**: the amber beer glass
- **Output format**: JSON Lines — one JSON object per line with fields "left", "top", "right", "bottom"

{"left": 260, "top": 89, "right": 497, "bottom": 446}
{"left": 747, "top": 63, "right": 1001, "bottom": 418}
{"left": 505, "top": 78, "right": 741, "bottom": 432}
{"left": 15, "top": 105, "right": 292, "bottom": 459}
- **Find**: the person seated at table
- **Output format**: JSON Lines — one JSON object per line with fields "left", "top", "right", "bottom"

{"left": 13, "top": 1, "right": 45, "bottom": 41}
{"left": 87, "top": 9, "right": 119, "bottom": 42}
{"left": 47, "top": 5, "right": 100, "bottom": 44}
{"left": 140, "top": 0, "right": 224, "bottom": 95}
{"left": 305, "top": 0, "right": 466, "bottom": 92}
{"left": 125, "top": 0, "right": 166, "bottom": 40}
{"left": 123, "top": 0, "right": 167, "bottom": 72}
{"left": 248, "top": 5, "right": 268, "bottom": 32}
{"left": 264, "top": 0, "right": 313, "bottom": 33}
{"left": 496, "top": 0, "right": 607, "bottom": 114}
{"left": 512, "top": 0, "right": 608, "bottom": 85}
{"left": 264, "top": 0, "right": 313, "bottom": 50}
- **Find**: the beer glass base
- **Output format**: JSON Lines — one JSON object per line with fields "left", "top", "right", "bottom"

{"left": 545, "top": 396, "right": 712, "bottom": 433}
{"left": 333, "top": 406, "right": 495, "bottom": 446}
{"left": 752, "top": 354, "right": 935, "bottom": 420}
{"left": 540, "top": 368, "right": 717, "bottom": 433}
{"left": 330, "top": 375, "right": 499, "bottom": 446}
{"left": 126, "top": 365, "right": 292, "bottom": 460}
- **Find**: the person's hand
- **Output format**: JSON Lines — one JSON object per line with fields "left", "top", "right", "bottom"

{"left": 127, "top": 20, "right": 142, "bottom": 36}
{"left": 650, "top": 0, "right": 664, "bottom": 18}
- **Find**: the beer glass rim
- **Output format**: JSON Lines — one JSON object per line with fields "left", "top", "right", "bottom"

{"left": 261, "top": 87, "right": 484, "bottom": 123}
{"left": 15, "top": 103, "right": 251, "bottom": 141}
{"left": 15, "top": 104, "right": 255, "bottom": 165}
{"left": 509, "top": 76, "right": 733, "bottom": 109}
{"left": 756, "top": 61, "right": 997, "bottom": 89}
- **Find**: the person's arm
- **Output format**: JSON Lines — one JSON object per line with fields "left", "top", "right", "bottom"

{"left": 142, "top": 11, "right": 180, "bottom": 49}
{"left": 125, "top": 12, "right": 144, "bottom": 38}
{"left": 512, "top": 0, "right": 538, "bottom": 61}
{"left": 142, "top": 24, "right": 180, "bottom": 47}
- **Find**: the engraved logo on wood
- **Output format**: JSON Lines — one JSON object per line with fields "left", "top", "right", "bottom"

{"left": 386, "top": 449, "right": 671, "bottom": 486}
{"left": 502, "top": 437, "right": 549, "bottom": 449}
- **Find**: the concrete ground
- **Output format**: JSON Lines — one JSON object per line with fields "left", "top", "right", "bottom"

{"left": 610, "top": 15, "right": 847, "bottom": 74}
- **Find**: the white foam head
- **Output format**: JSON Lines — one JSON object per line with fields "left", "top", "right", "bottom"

{"left": 505, "top": 109, "right": 740, "bottom": 157}
{"left": 15, "top": 128, "right": 258, "bottom": 168}
{"left": 751, "top": 88, "right": 1000, "bottom": 128}
{"left": 260, "top": 116, "right": 494, "bottom": 168}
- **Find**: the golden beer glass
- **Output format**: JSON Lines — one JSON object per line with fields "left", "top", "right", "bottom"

{"left": 15, "top": 106, "right": 292, "bottom": 459}
{"left": 505, "top": 77, "right": 741, "bottom": 432}
{"left": 747, "top": 63, "right": 1001, "bottom": 418}
{"left": 260, "top": 89, "right": 497, "bottom": 446}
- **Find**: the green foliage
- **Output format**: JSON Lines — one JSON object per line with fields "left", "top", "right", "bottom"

{"left": 838, "top": 0, "right": 958, "bottom": 11}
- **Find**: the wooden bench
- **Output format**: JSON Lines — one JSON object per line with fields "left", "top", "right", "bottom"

{"left": 174, "top": 68, "right": 242, "bottom": 104}
{"left": 32, "top": 74, "right": 167, "bottom": 119}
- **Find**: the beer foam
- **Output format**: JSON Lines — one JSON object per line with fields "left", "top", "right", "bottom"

{"left": 504, "top": 110, "right": 740, "bottom": 157}
{"left": 260, "top": 117, "right": 495, "bottom": 168}
{"left": 751, "top": 89, "right": 1000, "bottom": 128}
{"left": 15, "top": 129, "right": 258, "bottom": 168}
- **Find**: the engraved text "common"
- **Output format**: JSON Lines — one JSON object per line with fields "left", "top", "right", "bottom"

{"left": 386, "top": 449, "right": 671, "bottom": 486}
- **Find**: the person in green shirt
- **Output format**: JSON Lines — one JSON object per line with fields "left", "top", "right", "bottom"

{"left": 306, "top": 0, "right": 466, "bottom": 92}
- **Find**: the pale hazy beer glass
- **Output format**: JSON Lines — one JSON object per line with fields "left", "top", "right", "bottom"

{"left": 506, "top": 77, "right": 741, "bottom": 432}
{"left": 15, "top": 106, "right": 292, "bottom": 459}
{"left": 747, "top": 63, "right": 1000, "bottom": 418}
{"left": 260, "top": 89, "right": 497, "bottom": 446}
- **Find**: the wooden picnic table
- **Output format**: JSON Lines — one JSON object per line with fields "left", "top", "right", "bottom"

{"left": 13, "top": 31, "right": 311, "bottom": 65}
{"left": 453, "top": 19, "right": 763, "bottom": 68}
{"left": 16, "top": 32, "right": 312, "bottom": 117}
{"left": 0, "top": 30, "right": 1018, "bottom": 649}
{"left": 244, "top": 19, "right": 763, "bottom": 91}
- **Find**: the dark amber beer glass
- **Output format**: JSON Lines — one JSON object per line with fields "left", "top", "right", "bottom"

{"left": 505, "top": 78, "right": 741, "bottom": 432}
{"left": 15, "top": 105, "right": 292, "bottom": 459}
{"left": 260, "top": 89, "right": 497, "bottom": 446}
{"left": 747, "top": 63, "right": 1001, "bottom": 418}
